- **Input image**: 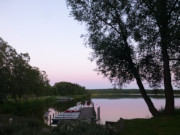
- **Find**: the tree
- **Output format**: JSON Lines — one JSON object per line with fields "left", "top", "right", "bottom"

{"left": 0, "top": 38, "right": 15, "bottom": 101}
{"left": 66, "top": 0, "right": 179, "bottom": 115}
{"left": 130, "top": 0, "right": 180, "bottom": 114}
{"left": 0, "top": 37, "right": 52, "bottom": 101}
{"left": 54, "top": 82, "right": 85, "bottom": 95}
{"left": 11, "top": 53, "right": 32, "bottom": 100}
{"left": 31, "top": 68, "right": 50, "bottom": 97}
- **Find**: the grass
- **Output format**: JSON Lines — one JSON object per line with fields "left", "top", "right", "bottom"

{"left": 0, "top": 115, "right": 49, "bottom": 135}
{"left": 115, "top": 115, "right": 180, "bottom": 135}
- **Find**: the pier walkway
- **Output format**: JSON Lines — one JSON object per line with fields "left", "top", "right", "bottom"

{"left": 78, "top": 107, "right": 96, "bottom": 121}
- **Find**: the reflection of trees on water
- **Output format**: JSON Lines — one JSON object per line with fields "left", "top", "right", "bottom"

{"left": 51, "top": 97, "right": 91, "bottom": 112}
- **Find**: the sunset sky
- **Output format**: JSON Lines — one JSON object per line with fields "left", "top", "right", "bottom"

{"left": 0, "top": 0, "right": 138, "bottom": 89}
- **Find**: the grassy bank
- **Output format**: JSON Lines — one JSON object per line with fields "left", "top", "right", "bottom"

{"left": 115, "top": 115, "right": 180, "bottom": 135}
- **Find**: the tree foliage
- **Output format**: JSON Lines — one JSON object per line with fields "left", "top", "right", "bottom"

{"left": 53, "top": 82, "right": 86, "bottom": 95}
{"left": 0, "top": 38, "right": 53, "bottom": 101}
{"left": 67, "top": 0, "right": 146, "bottom": 86}
{"left": 66, "top": 0, "right": 180, "bottom": 115}
{"left": 133, "top": 0, "right": 180, "bottom": 113}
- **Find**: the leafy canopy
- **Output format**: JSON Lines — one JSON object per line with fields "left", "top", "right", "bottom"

{"left": 66, "top": 0, "right": 180, "bottom": 88}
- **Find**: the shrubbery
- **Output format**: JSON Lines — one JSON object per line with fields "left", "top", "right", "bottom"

{"left": 51, "top": 120, "right": 113, "bottom": 135}
{"left": 0, "top": 115, "right": 47, "bottom": 135}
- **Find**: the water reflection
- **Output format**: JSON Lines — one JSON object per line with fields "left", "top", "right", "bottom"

{"left": 44, "top": 97, "right": 180, "bottom": 125}
{"left": 92, "top": 98, "right": 180, "bottom": 124}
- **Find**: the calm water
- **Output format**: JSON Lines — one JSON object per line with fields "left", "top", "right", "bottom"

{"left": 92, "top": 98, "right": 180, "bottom": 124}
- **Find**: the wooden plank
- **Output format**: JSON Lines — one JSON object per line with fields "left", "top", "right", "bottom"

{"left": 78, "top": 107, "right": 96, "bottom": 121}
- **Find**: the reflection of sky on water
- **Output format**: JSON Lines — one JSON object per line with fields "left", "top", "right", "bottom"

{"left": 92, "top": 98, "right": 180, "bottom": 124}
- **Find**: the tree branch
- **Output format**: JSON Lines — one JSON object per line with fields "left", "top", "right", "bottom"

{"left": 169, "top": 58, "right": 180, "bottom": 61}
{"left": 89, "top": 3, "right": 121, "bottom": 35}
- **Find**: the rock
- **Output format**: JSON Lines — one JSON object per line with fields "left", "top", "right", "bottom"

{"left": 119, "top": 118, "right": 125, "bottom": 130}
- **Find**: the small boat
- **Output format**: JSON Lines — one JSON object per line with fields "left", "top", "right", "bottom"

{"left": 52, "top": 112, "right": 80, "bottom": 124}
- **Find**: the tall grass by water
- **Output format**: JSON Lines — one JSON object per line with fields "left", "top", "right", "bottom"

{"left": 0, "top": 96, "right": 57, "bottom": 120}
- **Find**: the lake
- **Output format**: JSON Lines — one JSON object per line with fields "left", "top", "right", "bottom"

{"left": 44, "top": 97, "right": 180, "bottom": 125}
{"left": 92, "top": 98, "right": 180, "bottom": 124}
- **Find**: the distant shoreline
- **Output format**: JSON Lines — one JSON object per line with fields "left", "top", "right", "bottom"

{"left": 87, "top": 89, "right": 180, "bottom": 98}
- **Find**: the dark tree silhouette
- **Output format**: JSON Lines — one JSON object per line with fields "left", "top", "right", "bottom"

{"left": 66, "top": 0, "right": 179, "bottom": 115}
{"left": 54, "top": 82, "right": 86, "bottom": 95}
{"left": 0, "top": 38, "right": 52, "bottom": 101}
{"left": 130, "top": 0, "right": 180, "bottom": 114}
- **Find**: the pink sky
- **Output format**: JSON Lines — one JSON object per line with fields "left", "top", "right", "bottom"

{"left": 0, "top": 0, "right": 139, "bottom": 89}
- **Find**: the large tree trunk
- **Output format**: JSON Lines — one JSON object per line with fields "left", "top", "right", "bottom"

{"left": 143, "top": 0, "right": 175, "bottom": 115}
{"left": 161, "top": 32, "right": 174, "bottom": 114}
{"left": 158, "top": 1, "right": 174, "bottom": 114}
{"left": 162, "top": 46, "right": 174, "bottom": 114}
{"left": 122, "top": 31, "right": 159, "bottom": 116}
{"left": 129, "top": 58, "right": 160, "bottom": 116}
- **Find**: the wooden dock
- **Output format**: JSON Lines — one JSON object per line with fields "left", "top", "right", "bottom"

{"left": 78, "top": 107, "right": 96, "bottom": 121}
{"left": 51, "top": 102, "right": 96, "bottom": 125}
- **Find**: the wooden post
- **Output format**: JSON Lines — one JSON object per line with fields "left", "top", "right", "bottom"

{"left": 97, "top": 107, "right": 100, "bottom": 121}
{"left": 50, "top": 115, "right": 51, "bottom": 126}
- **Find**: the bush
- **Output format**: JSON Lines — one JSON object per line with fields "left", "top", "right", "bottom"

{"left": 51, "top": 120, "right": 113, "bottom": 135}
{"left": 0, "top": 116, "right": 46, "bottom": 135}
